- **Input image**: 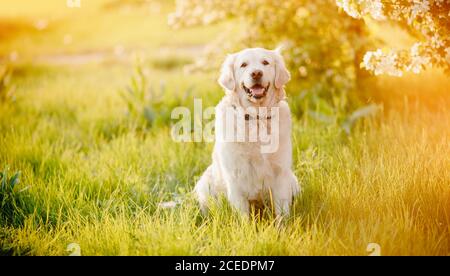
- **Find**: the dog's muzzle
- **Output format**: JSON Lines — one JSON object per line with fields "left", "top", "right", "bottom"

{"left": 243, "top": 83, "right": 270, "bottom": 100}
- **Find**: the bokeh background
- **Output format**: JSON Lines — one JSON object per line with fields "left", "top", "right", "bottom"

{"left": 0, "top": 0, "right": 449, "bottom": 255}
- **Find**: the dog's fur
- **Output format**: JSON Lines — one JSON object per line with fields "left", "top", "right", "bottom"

{"left": 195, "top": 48, "right": 300, "bottom": 216}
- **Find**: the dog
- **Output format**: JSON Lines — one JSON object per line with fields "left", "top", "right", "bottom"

{"left": 194, "top": 47, "right": 300, "bottom": 217}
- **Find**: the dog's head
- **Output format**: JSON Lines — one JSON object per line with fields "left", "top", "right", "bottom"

{"left": 218, "top": 47, "right": 290, "bottom": 106}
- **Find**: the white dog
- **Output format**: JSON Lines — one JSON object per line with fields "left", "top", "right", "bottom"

{"left": 195, "top": 48, "right": 300, "bottom": 217}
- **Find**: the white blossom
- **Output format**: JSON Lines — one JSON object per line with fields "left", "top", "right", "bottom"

{"left": 362, "top": 49, "right": 403, "bottom": 77}
{"left": 337, "top": 0, "right": 448, "bottom": 76}
{"left": 445, "top": 48, "right": 450, "bottom": 64}
{"left": 365, "top": 0, "right": 385, "bottom": 20}
{"left": 171, "top": 0, "right": 449, "bottom": 78}
{"left": 430, "top": 34, "right": 445, "bottom": 49}
{"left": 336, "top": 0, "right": 362, "bottom": 18}
{"left": 407, "top": 44, "right": 430, "bottom": 74}
{"left": 410, "top": 0, "right": 430, "bottom": 21}
{"left": 336, "top": 0, "right": 385, "bottom": 20}
{"left": 376, "top": 52, "right": 403, "bottom": 77}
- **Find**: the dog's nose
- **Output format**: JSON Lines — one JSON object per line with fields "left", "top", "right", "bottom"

{"left": 251, "top": 70, "right": 263, "bottom": 80}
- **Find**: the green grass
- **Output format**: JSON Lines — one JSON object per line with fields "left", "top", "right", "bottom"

{"left": 1, "top": 0, "right": 450, "bottom": 256}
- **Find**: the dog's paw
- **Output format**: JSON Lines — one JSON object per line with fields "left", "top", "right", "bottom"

{"left": 291, "top": 180, "right": 301, "bottom": 197}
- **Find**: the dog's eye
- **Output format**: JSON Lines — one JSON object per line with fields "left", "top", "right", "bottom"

{"left": 262, "top": 60, "right": 270, "bottom": 66}
{"left": 240, "top": 62, "right": 247, "bottom": 68}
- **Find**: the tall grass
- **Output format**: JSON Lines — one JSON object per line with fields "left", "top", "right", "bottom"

{"left": 1, "top": 63, "right": 449, "bottom": 255}
{"left": 0, "top": 0, "right": 449, "bottom": 256}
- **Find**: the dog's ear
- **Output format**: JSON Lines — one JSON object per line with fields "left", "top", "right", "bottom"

{"left": 218, "top": 54, "right": 236, "bottom": 91}
{"left": 273, "top": 49, "right": 290, "bottom": 89}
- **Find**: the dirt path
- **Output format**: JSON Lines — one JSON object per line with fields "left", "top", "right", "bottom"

{"left": 0, "top": 45, "right": 205, "bottom": 66}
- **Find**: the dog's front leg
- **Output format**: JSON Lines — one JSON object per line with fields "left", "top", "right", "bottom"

{"left": 221, "top": 167, "right": 250, "bottom": 215}
{"left": 271, "top": 169, "right": 300, "bottom": 218}
{"left": 226, "top": 186, "right": 250, "bottom": 215}
{"left": 217, "top": 145, "right": 251, "bottom": 215}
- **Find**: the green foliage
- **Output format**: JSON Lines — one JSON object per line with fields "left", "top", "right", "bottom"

{"left": 0, "top": 167, "right": 20, "bottom": 193}
{"left": 171, "top": 0, "right": 375, "bottom": 115}
{"left": 341, "top": 104, "right": 380, "bottom": 134}
{"left": 1, "top": 0, "right": 449, "bottom": 256}
{"left": 0, "top": 167, "right": 24, "bottom": 225}
{"left": 290, "top": 88, "right": 380, "bottom": 135}
{"left": 337, "top": 0, "right": 450, "bottom": 75}
{"left": 150, "top": 55, "right": 193, "bottom": 71}
{"left": 120, "top": 61, "right": 194, "bottom": 129}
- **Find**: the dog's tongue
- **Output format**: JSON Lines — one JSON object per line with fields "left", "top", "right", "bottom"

{"left": 250, "top": 85, "right": 265, "bottom": 96}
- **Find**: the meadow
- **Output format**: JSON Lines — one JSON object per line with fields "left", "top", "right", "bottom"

{"left": 0, "top": 0, "right": 449, "bottom": 255}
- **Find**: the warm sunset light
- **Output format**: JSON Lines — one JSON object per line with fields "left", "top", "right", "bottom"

{"left": 0, "top": 0, "right": 449, "bottom": 257}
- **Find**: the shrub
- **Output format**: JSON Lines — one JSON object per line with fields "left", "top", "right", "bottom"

{"left": 336, "top": 0, "right": 450, "bottom": 76}
{"left": 120, "top": 60, "right": 194, "bottom": 129}
{"left": 169, "top": 0, "right": 375, "bottom": 117}
{"left": 0, "top": 167, "right": 22, "bottom": 225}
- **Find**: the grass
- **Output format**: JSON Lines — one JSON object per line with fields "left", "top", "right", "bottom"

{"left": 1, "top": 1, "right": 449, "bottom": 256}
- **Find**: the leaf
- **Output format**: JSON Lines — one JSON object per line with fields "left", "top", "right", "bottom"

{"left": 348, "top": 104, "right": 380, "bottom": 121}
{"left": 143, "top": 106, "right": 156, "bottom": 125}
{"left": 0, "top": 171, "right": 6, "bottom": 190}
{"left": 342, "top": 104, "right": 380, "bottom": 134}
{"left": 9, "top": 172, "right": 20, "bottom": 189}
{"left": 308, "top": 111, "right": 334, "bottom": 124}
{"left": 0, "top": 168, "right": 20, "bottom": 192}
{"left": 311, "top": 95, "right": 335, "bottom": 116}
